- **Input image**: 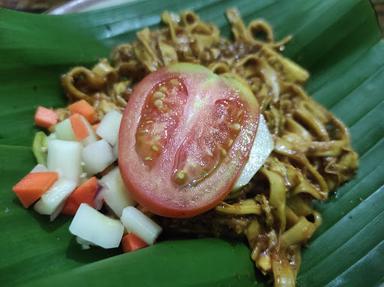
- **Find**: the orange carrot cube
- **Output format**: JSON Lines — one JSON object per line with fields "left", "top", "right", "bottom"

{"left": 70, "top": 114, "right": 89, "bottom": 141}
{"left": 68, "top": 100, "right": 97, "bottom": 124}
{"left": 62, "top": 177, "right": 98, "bottom": 216}
{"left": 34, "top": 106, "right": 58, "bottom": 129}
{"left": 13, "top": 172, "right": 58, "bottom": 208}
{"left": 122, "top": 233, "right": 148, "bottom": 253}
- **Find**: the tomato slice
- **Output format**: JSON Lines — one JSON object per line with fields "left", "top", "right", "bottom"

{"left": 119, "top": 63, "right": 260, "bottom": 218}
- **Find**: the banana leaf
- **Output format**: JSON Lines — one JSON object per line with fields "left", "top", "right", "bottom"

{"left": 0, "top": 0, "right": 383, "bottom": 286}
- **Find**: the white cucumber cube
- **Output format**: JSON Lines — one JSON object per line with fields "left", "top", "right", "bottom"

{"left": 55, "top": 118, "right": 76, "bottom": 141}
{"left": 47, "top": 132, "right": 57, "bottom": 142}
{"left": 100, "top": 167, "right": 135, "bottom": 217}
{"left": 96, "top": 110, "right": 122, "bottom": 146}
{"left": 47, "top": 139, "right": 82, "bottom": 183}
{"left": 113, "top": 140, "right": 119, "bottom": 158}
{"left": 50, "top": 201, "right": 65, "bottom": 222}
{"left": 69, "top": 203, "right": 124, "bottom": 249}
{"left": 34, "top": 178, "right": 77, "bottom": 215}
{"left": 30, "top": 164, "right": 48, "bottom": 173}
{"left": 120, "top": 206, "right": 162, "bottom": 245}
{"left": 82, "top": 139, "right": 116, "bottom": 175}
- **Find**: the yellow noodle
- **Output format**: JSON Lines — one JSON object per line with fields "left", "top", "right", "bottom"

{"left": 208, "top": 62, "right": 231, "bottom": 74}
{"left": 215, "top": 199, "right": 261, "bottom": 215}
{"left": 272, "top": 257, "right": 295, "bottom": 287}
{"left": 248, "top": 20, "right": 274, "bottom": 43}
{"left": 60, "top": 8, "right": 358, "bottom": 287}
{"left": 261, "top": 166, "right": 287, "bottom": 231}
{"left": 281, "top": 216, "right": 317, "bottom": 246}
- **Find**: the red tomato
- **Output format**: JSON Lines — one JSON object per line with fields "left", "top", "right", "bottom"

{"left": 119, "top": 63, "right": 259, "bottom": 218}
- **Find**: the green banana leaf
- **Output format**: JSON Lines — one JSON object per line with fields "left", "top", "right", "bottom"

{"left": 0, "top": 0, "right": 383, "bottom": 286}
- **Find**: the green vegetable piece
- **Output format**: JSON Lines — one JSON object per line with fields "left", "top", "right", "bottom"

{"left": 32, "top": 131, "right": 48, "bottom": 165}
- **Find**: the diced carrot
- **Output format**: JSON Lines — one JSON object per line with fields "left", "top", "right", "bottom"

{"left": 13, "top": 172, "right": 58, "bottom": 208}
{"left": 70, "top": 114, "right": 89, "bottom": 141}
{"left": 68, "top": 100, "right": 97, "bottom": 124}
{"left": 62, "top": 177, "right": 98, "bottom": 215}
{"left": 62, "top": 200, "right": 78, "bottom": 216}
{"left": 34, "top": 106, "right": 58, "bottom": 129}
{"left": 121, "top": 233, "right": 148, "bottom": 253}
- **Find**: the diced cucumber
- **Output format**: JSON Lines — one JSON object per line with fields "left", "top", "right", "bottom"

{"left": 47, "top": 139, "right": 82, "bottom": 183}
{"left": 54, "top": 118, "right": 76, "bottom": 141}
{"left": 120, "top": 206, "right": 162, "bottom": 245}
{"left": 96, "top": 110, "right": 122, "bottom": 146}
{"left": 34, "top": 178, "right": 76, "bottom": 215}
{"left": 69, "top": 203, "right": 124, "bottom": 249}
{"left": 100, "top": 167, "right": 135, "bottom": 217}
{"left": 82, "top": 139, "right": 116, "bottom": 175}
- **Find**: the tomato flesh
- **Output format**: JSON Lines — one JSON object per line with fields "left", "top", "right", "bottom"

{"left": 172, "top": 99, "right": 244, "bottom": 187}
{"left": 119, "top": 63, "right": 259, "bottom": 218}
{"left": 135, "top": 78, "right": 187, "bottom": 166}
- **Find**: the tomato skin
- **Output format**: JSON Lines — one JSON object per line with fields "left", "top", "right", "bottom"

{"left": 119, "top": 63, "right": 259, "bottom": 218}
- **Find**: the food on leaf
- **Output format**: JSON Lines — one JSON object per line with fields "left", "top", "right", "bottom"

{"left": 10, "top": 8, "right": 359, "bottom": 287}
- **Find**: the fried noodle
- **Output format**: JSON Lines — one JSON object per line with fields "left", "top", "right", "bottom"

{"left": 61, "top": 9, "right": 358, "bottom": 286}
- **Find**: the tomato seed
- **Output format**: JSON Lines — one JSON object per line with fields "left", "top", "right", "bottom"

{"left": 170, "top": 79, "right": 179, "bottom": 86}
{"left": 220, "top": 148, "right": 227, "bottom": 157}
{"left": 159, "top": 86, "right": 167, "bottom": 93}
{"left": 151, "top": 144, "right": 159, "bottom": 152}
{"left": 174, "top": 170, "right": 187, "bottom": 184}
{"left": 153, "top": 91, "right": 165, "bottom": 100}
{"left": 154, "top": 99, "right": 164, "bottom": 110}
{"left": 230, "top": 123, "right": 241, "bottom": 130}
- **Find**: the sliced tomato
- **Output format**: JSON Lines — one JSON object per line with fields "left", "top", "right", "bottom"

{"left": 119, "top": 63, "right": 259, "bottom": 218}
